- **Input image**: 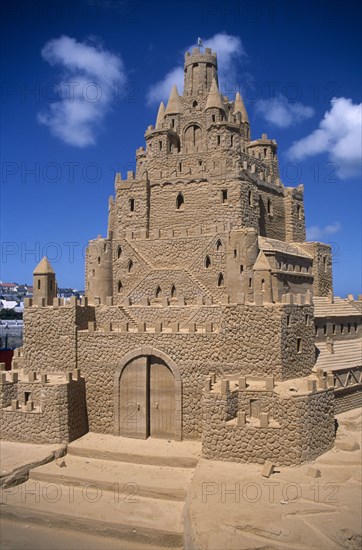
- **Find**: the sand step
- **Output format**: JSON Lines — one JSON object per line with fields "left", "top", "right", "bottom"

{"left": 67, "top": 433, "right": 201, "bottom": 468}
{"left": 29, "top": 455, "right": 193, "bottom": 501}
{"left": 1, "top": 480, "right": 184, "bottom": 547}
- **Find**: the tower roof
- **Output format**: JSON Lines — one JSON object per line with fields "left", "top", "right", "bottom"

{"left": 233, "top": 92, "right": 249, "bottom": 122}
{"left": 165, "top": 86, "right": 182, "bottom": 115}
{"left": 33, "top": 257, "right": 55, "bottom": 275}
{"left": 253, "top": 251, "right": 271, "bottom": 271}
{"left": 205, "top": 77, "right": 225, "bottom": 111}
{"left": 155, "top": 101, "right": 165, "bottom": 128}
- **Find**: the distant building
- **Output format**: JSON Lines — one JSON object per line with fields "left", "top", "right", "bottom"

{"left": 0, "top": 282, "right": 18, "bottom": 294}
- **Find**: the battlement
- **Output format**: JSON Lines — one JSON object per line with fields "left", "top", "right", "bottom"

{"left": 203, "top": 372, "right": 329, "bottom": 398}
{"left": 0, "top": 368, "right": 82, "bottom": 415}
{"left": 122, "top": 222, "right": 235, "bottom": 241}
{"left": 184, "top": 47, "right": 217, "bottom": 67}
{"left": 84, "top": 320, "right": 217, "bottom": 334}
{"left": 24, "top": 296, "right": 90, "bottom": 308}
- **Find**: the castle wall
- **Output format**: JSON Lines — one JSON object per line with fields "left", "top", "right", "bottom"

{"left": 299, "top": 242, "right": 333, "bottom": 297}
{"left": 314, "top": 316, "right": 361, "bottom": 341}
{"left": 334, "top": 386, "right": 362, "bottom": 414}
{"left": 284, "top": 186, "right": 306, "bottom": 243}
{"left": 202, "top": 384, "right": 335, "bottom": 465}
{"left": 23, "top": 304, "right": 79, "bottom": 373}
{"left": 0, "top": 373, "right": 88, "bottom": 444}
{"left": 280, "top": 304, "right": 315, "bottom": 379}
{"left": 257, "top": 187, "right": 286, "bottom": 241}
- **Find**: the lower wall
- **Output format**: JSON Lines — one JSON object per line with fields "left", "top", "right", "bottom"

{"left": 0, "top": 378, "right": 88, "bottom": 444}
{"left": 334, "top": 386, "right": 362, "bottom": 414}
{"left": 202, "top": 388, "right": 335, "bottom": 465}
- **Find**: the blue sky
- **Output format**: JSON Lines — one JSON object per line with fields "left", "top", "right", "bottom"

{"left": 1, "top": 0, "right": 361, "bottom": 296}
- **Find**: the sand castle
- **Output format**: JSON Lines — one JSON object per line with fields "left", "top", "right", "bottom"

{"left": 1, "top": 47, "right": 361, "bottom": 466}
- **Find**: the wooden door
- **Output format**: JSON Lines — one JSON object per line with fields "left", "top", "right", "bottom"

{"left": 119, "top": 357, "right": 148, "bottom": 439}
{"left": 149, "top": 357, "right": 175, "bottom": 438}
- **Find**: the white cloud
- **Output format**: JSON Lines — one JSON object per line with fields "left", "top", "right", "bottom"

{"left": 288, "top": 97, "right": 362, "bottom": 178}
{"left": 255, "top": 94, "right": 314, "bottom": 128}
{"left": 146, "top": 67, "right": 184, "bottom": 106}
{"left": 146, "top": 33, "right": 246, "bottom": 105}
{"left": 306, "top": 221, "right": 342, "bottom": 241}
{"left": 38, "top": 36, "right": 126, "bottom": 147}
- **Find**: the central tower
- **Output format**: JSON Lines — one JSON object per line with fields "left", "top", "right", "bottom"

{"left": 183, "top": 47, "right": 218, "bottom": 96}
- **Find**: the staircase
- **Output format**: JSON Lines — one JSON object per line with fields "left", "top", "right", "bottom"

{"left": 118, "top": 305, "right": 138, "bottom": 329}
{"left": 1, "top": 434, "right": 201, "bottom": 548}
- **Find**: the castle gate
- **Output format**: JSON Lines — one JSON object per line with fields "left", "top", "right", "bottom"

{"left": 114, "top": 348, "right": 182, "bottom": 440}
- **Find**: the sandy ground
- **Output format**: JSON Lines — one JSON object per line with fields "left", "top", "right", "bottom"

{"left": 0, "top": 518, "right": 168, "bottom": 550}
{"left": 0, "top": 441, "right": 65, "bottom": 488}
{"left": 187, "top": 408, "right": 362, "bottom": 549}
{"left": 0, "top": 409, "right": 361, "bottom": 549}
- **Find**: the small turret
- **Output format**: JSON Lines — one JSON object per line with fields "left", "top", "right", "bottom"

{"left": 253, "top": 251, "right": 273, "bottom": 303}
{"left": 33, "top": 257, "right": 57, "bottom": 306}
{"left": 165, "top": 86, "right": 182, "bottom": 115}
{"left": 155, "top": 101, "right": 165, "bottom": 129}
{"left": 205, "top": 77, "right": 225, "bottom": 112}
{"left": 233, "top": 92, "right": 249, "bottom": 123}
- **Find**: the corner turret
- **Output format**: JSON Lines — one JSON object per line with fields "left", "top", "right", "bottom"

{"left": 33, "top": 257, "right": 57, "bottom": 306}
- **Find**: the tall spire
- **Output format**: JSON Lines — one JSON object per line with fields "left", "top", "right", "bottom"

{"left": 233, "top": 92, "right": 249, "bottom": 122}
{"left": 155, "top": 101, "right": 165, "bottom": 128}
{"left": 165, "top": 85, "right": 182, "bottom": 115}
{"left": 205, "top": 77, "right": 225, "bottom": 111}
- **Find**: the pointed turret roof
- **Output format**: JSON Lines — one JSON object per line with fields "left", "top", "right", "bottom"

{"left": 155, "top": 101, "right": 165, "bottom": 128}
{"left": 253, "top": 251, "right": 271, "bottom": 271}
{"left": 165, "top": 86, "right": 181, "bottom": 115}
{"left": 33, "top": 257, "right": 55, "bottom": 275}
{"left": 205, "top": 77, "right": 225, "bottom": 111}
{"left": 233, "top": 92, "right": 249, "bottom": 122}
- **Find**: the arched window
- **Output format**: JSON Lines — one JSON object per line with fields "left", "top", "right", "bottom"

{"left": 97, "top": 256, "right": 101, "bottom": 265}
{"left": 297, "top": 204, "right": 302, "bottom": 220}
{"left": 267, "top": 198, "right": 272, "bottom": 215}
{"left": 171, "top": 285, "right": 176, "bottom": 298}
{"left": 118, "top": 280, "right": 123, "bottom": 293}
{"left": 129, "top": 198, "right": 135, "bottom": 212}
{"left": 193, "top": 100, "right": 198, "bottom": 108}
{"left": 37, "top": 279, "right": 41, "bottom": 289}
{"left": 248, "top": 190, "right": 253, "bottom": 206}
{"left": 176, "top": 192, "right": 184, "bottom": 210}
{"left": 261, "top": 278, "right": 265, "bottom": 291}
{"left": 128, "top": 260, "right": 134, "bottom": 273}
{"left": 104, "top": 242, "right": 107, "bottom": 252}
{"left": 216, "top": 239, "right": 222, "bottom": 251}
{"left": 217, "top": 273, "right": 224, "bottom": 287}
{"left": 205, "top": 255, "right": 211, "bottom": 268}
{"left": 156, "top": 286, "right": 162, "bottom": 298}
{"left": 323, "top": 256, "right": 328, "bottom": 273}
{"left": 184, "top": 124, "right": 203, "bottom": 152}
{"left": 117, "top": 245, "right": 122, "bottom": 258}
{"left": 92, "top": 269, "right": 95, "bottom": 277}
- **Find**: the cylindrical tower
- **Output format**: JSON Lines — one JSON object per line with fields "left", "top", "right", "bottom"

{"left": 86, "top": 236, "right": 113, "bottom": 304}
{"left": 183, "top": 47, "right": 218, "bottom": 97}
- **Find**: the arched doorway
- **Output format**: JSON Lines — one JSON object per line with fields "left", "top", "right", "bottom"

{"left": 114, "top": 348, "right": 182, "bottom": 440}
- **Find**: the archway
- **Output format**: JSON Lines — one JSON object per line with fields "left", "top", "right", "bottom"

{"left": 114, "top": 347, "right": 182, "bottom": 440}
